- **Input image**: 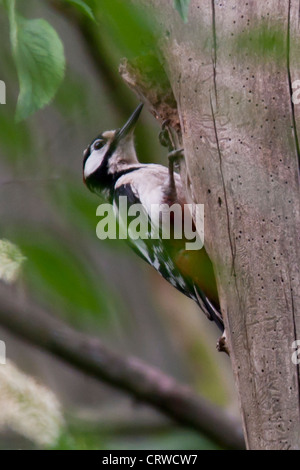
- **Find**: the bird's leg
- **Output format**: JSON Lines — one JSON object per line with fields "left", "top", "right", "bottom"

{"left": 159, "top": 119, "right": 173, "bottom": 151}
{"left": 159, "top": 119, "right": 184, "bottom": 200}
{"left": 165, "top": 148, "right": 184, "bottom": 201}
{"left": 168, "top": 148, "right": 184, "bottom": 162}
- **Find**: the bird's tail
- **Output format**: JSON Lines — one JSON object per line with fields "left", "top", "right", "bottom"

{"left": 193, "top": 285, "right": 224, "bottom": 331}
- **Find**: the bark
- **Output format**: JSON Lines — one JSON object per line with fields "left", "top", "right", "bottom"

{"left": 131, "top": 0, "right": 300, "bottom": 450}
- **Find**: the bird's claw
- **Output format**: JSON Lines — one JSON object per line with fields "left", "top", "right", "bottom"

{"left": 159, "top": 120, "right": 178, "bottom": 152}
{"left": 217, "top": 331, "right": 229, "bottom": 356}
{"left": 168, "top": 148, "right": 184, "bottom": 161}
{"left": 159, "top": 128, "right": 172, "bottom": 150}
{"left": 168, "top": 149, "right": 184, "bottom": 169}
{"left": 162, "top": 119, "right": 171, "bottom": 130}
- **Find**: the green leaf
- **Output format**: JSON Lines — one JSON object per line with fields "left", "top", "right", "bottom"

{"left": 8, "top": 7, "right": 65, "bottom": 121}
{"left": 64, "top": 0, "right": 96, "bottom": 22}
{"left": 174, "top": 0, "right": 191, "bottom": 23}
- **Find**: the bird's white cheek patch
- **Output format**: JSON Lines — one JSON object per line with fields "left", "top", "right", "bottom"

{"left": 84, "top": 148, "right": 107, "bottom": 178}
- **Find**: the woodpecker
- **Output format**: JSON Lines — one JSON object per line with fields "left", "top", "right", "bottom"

{"left": 83, "top": 104, "right": 223, "bottom": 331}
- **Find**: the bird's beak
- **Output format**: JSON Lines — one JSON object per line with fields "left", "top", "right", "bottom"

{"left": 114, "top": 104, "right": 143, "bottom": 144}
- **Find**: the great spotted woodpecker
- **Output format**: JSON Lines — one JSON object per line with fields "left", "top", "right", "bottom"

{"left": 83, "top": 104, "right": 223, "bottom": 332}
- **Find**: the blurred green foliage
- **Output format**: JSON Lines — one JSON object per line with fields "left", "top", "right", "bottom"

{"left": 14, "top": 229, "right": 117, "bottom": 326}
{"left": 0, "top": 107, "right": 32, "bottom": 162}
{"left": 93, "top": 0, "right": 156, "bottom": 60}
{"left": 53, "top": 426, "right": 219, "bottom": 451}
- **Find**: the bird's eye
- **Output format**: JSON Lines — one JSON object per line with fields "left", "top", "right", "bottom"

{"left": 94, "top": 140, "right": 104, "bottom": 150}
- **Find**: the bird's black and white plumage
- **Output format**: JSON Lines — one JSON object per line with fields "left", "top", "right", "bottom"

{"left": 83, "top": 104, "right": 223, "bottom": 331}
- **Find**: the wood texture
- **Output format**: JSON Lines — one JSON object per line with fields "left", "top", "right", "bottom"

{"left": 134, "top": 0, "right": 300, "bottom": 449}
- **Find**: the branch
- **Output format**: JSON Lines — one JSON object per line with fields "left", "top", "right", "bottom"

{"left": 0, "top": 283, "right": 244, "bottom": 449}
{"left": 48, "top": 0, "right": 133, "bottom": 119}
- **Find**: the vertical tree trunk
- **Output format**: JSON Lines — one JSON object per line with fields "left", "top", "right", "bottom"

{"left": 133, "top": 0, "right": 300, "bottom": 449}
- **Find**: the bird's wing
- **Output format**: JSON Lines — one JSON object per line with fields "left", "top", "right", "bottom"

{"left": 114, "top": 167, "right": 223, "bottom": 331}
{"left": 112, "top": 182, "right": 152, "bottom": 264}
{"left": 193, "top": 285, "right": 224, "bottom": 330}
{"left": 113, "top": 178, "right": 198, "bottom": 299}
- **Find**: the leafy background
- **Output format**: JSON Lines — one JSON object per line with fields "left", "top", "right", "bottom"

{"left": 0, "top": 0, "right": 237, "bottom": 450}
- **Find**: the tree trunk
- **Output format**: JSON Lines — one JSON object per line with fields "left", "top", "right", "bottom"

{"left": 132, "top": 0, "right": 300, "bottom": 450}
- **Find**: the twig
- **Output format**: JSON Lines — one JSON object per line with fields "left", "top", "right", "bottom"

{"left": 0, "top": 283, "right": 245, "bottom": 449}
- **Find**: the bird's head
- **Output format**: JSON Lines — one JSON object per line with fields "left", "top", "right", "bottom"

{"left": 83, "top": 104, "right": 143, "bottom": 194}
